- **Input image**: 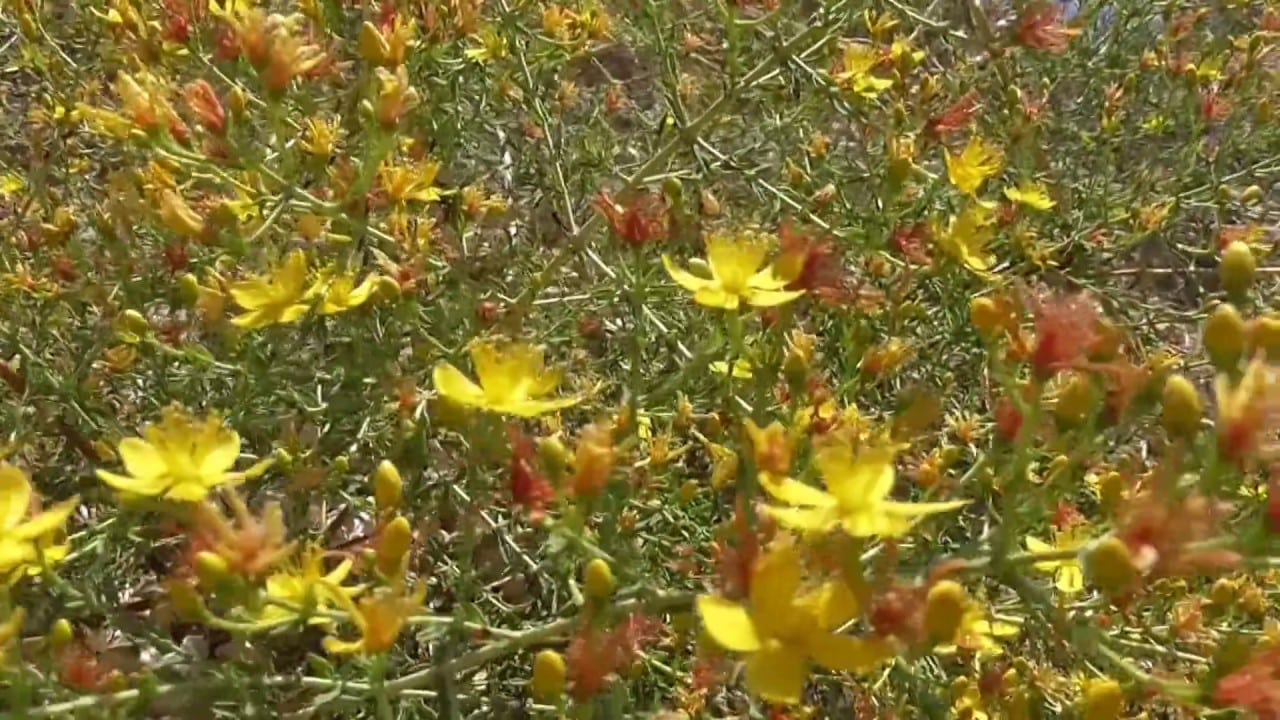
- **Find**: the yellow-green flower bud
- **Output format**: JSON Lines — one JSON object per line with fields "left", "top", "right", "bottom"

{"left": 1085, "top": 537, "right": 1138, "bottom": 596}
{"left": 1220, "top": 240, "right": 1256, "bottom": 300}
{"left": 194, "top": 551, "right": 231, "bottom": 589}
{"left": 531, "top": 649, "right": 567, "bottom": 702}
{"left": 1250, "top": 315, "right": 1280, "bottom": 362}
{"left": 168, "top": 580, "right": 207, "bottom": 622}
{"left": 117, "top": 309, "right": 151, "bottom": 337}
{"left": 1081, "top": 678, "right": 1124, "bottom": 720}
{"left": 47, "top": 618, "right": 74, "bottom": 650}
{"left": 373, "top": 460, "right": 403, "bottom": 513}
{"left": 969, "top": 297, "right": 1002, "bottom": 339}
{"left": 537, "top": 436, "right": 570, "bottom": 479}
{"left": 375, "top": 515, "right": 413, "bottom": 578}
{"left": 923, "top": 580, "right": 969, "bottom": 645}
{"left": 1053, "top": 373, "right": 1095, "bottom": 428}
{"left": 177, "top": 273, "right": 201, "bottom": 303}
{"left": 583, "top": 558, "right": 615, "bottom": 601}
{"left": 1204, "top": 303, "right": 1246, "bottom": 371}
{"left": 1160, "top": 374, "right": 1202, "bottom": 439}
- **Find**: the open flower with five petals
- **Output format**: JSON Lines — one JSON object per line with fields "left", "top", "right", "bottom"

{"left": 697, "top": 542, "right": 893, "bottom": 705}
{"left": 96, "top": 407, "right": 273, "bottom": 502}
{"left": 0, "top": 464, "right": 78, "bottom": 584}
{"left": 662, "top": 230, "right": 803, "bottom": 310}
{"left": 433, "top": 340, "right": 583, "bottom": 417}
{"left": 762, "top": 440, "right": 968, "bottom": 538}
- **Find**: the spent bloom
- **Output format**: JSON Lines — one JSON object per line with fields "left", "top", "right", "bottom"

{"left": 697, "top": 541, "right": 892, "bottom": 705}
{"left": 0, "top": 464, "right": 78, "bottom": 584}
{"left": 662, "top": 230, "right": 803, "bottom": 310}
{"left": 324, "top": 582, "right": 427, "bottom": 655}
{"left": 946, "top": 137, "right": 1004, "bottom": 196}
{"left": 229, "top": 249, "right": 312, "bottom": 329}
{"left": 763, "top": 440, "right": 967, "bottom": 538}
{"left": 96, "top": 406, "right": 273, "bottom": 502}
{"left": 433, "top": 340, "right": 583, "bottom": 417}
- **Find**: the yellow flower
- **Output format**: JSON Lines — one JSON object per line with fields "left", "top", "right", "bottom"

{"left": 697, "top": 542, "right": 892, "bottom": 705}
{"left": 946, "top": 137, "right": 1004, "bottom": 196}
{"left": 229, "top": 249, "right": 312, "bottom": 329}
{"left": 832, "top": 43, "right": 894, "bottom": 99}
{"left": 0, "top": 464, "right": 78, "bottom": 584}
{"left": 379, "top": 161, "right": 442, "bottom": 205}
{"left": 663, "top": 231, "right": 803, "bottom": 310}
{"left": 1004, "top": 181, "right": 1056, "bottom": 210}
{"left": 433, "top": 341, "right": 583, "bottom": 417}
{"left": 301, "top": 116, "right": 341, "bottom": 159}
{"left": 324, "top": 582, "right": 426, "bottom": 655}
{"left": 936, "top": 607, "right": 1022, "bottom": 658}
{"left": 935, "top": 203, "right": 997, "bottom": 275}
{"left": 96, "top": 407, "right": 273, "bottom": 502}
{"left": 762, "top": 440, "right": 967, "bottom": 538}
{"left": 1024, "top": 525, "right": 1091, "bottom": 595}
{"left": 464, "top": 25, "right": 509, "bottom": 63}
{"left": 259, "top": 545, "right": 364, "bottom": 627}
{"left": 710, "top": 358, "right": 753, "bottom": 379}
{"left": 311, "top": 272, "right": 380, "bottom": 315}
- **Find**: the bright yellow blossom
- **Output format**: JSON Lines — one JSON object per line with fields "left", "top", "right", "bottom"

{"left": 324, "top": 582, "right": 426, "bottom": 655}
{"left": 697, "top": 542, "right": 892, "bottom": 705}
{"left": 1024, "top": 524, "right": 1092, "bottom": 595}
{"left": 935, "top": 203, "right": 997, "bottom": 275}
{"left": 763, "top": 440, "right": 967, "bottom": 538}
{"left": 433, "top": 341, "right": 583, "bottom": 417}
{"left": 379, "top": 161, "right": 442, "bottom": 205}
{"left": 259, "top": 545, "right": 364, "bottom": 627}
{"left": 1004, "top": 181, "right": 1056, "bottom": 210}
{"left": 95, "top": 407, "right": 273, "bottom": 502}
{"left": 832, "top": 43, "right": 894, "bottom": 99}
{"left": 946, "top": 137, "right": 1004, "bottom": 196}
{"left": 311, "top": 272, "right": 380, "bottom": 315}
{"left": 0, "top": 464, "right": 78, "bottom": 584}
{"left": 937, "top": 607, "right": 1022, "bottom": 657}
{"left": 663, "top": 231, "right": 803, "bottom": 310}
{"left": 229, "top": 249, "right": 312, "bottom": 329}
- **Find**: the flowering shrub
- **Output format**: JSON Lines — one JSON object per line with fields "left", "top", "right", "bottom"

{"left": 1, "top": 0, "right": 1279, "bottom": 717}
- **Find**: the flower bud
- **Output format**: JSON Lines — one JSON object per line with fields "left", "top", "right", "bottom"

{"left": 699, "top": 189, "right": 720, "bottom": 217}
{"left": 923, "top": 580, "right": 969, "bottom": 645}
{"left": 1160, "top": 374, "right": 1202, "bottom": 439}
{"left": 536, "top": 436, "right": 570, "bottom": 480}
{"left": 1053, "top": 373, "right": 1095, "bottom": 428}
{"left": 1220, "top": 240, "right": 1256, "bottom": 300}
{"left": 1241, "top": 185, "right": 1265, "bottom": 205}
{"left": 677, "top": 479, "right": 698, "bottom": 504}
{"left": 1204, "top": 303, "right": 1246, "bottom": 371}
{"left": 47, "top": 618, "right": 74, "bottom": 650}
{"left": 1210, "top": 577, "right": 1238, "bottom": 607}
{"left": 117, "top": 309, "right": 151, "bottom": 337}
{"left": 1081, "top": 678, "right": 1124, "bottom": 720}
{"left": 372, "top": 460, "right": 403, "bottom": 514}
{"left": 194, "top": 550, "right": 231, "bottom": 588}
{"left": 1085, "top": 537, "right": 1138, "bottom": 596}
{"left": 228, "top": 86, "right": 248, "bottom": 118}
{"left": 583, "top": 558, "right": 615, "bottom": 601}
{"left": 375, "top": 515, "right": 413, "bottom": 578}
{"left": 167, "top": 579, "right": 207, "bottom": 622}
{"left": 178, "top": 272, "right": 201, "bottom": 303}
{"left": 969, "top": 297, "right": 1002, "bottom": 339}
{"left": 531, "top": 649, "right": 567, "bottom": 701}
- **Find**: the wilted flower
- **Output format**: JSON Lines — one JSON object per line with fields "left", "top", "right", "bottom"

{"left": 324, "top": 582, "right": 426, "bottom": 655}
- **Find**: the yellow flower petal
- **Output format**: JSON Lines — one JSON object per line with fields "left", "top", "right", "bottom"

{"left": 118, "top": 438, "right": 167, "bottom": 480}
{"left": 96, "top": 469, "right": 168, "bottom": 496}
{"left": 744, "top": 288, "right": 805, "bottom": 307}
{"left": 808, "top": 634, "right": 893, "bottom": 673}
{"left": 697, "top": 595, "right": 762, "bottom": 652}
{"left": 10, "top": 497, "right": 78, "bottom": 542}
{"left": 764, "top": 505, "right": 840, "bottom": 533}
{"left": 432, "top": 362, "right": 487, "bottom": 406}
{"left": 744, "top": 641, "right": 808, "bottom": 705}
{"left": 759, "top": 474, "right": 835, "bottom": 508}
{"left": 693, "top": 287, "right": 738, "bottom": 309}
{"left": 0, "top": 465, "right": 32, "bottom": 530}
{"left": 662, "top": 255, "right": 717, "bottom": 293}
{"left": 499, "top": 396, "right": 583, "bottom": 418}
{"left": 750, "top": 544, "right": 803, "bottom": 639}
